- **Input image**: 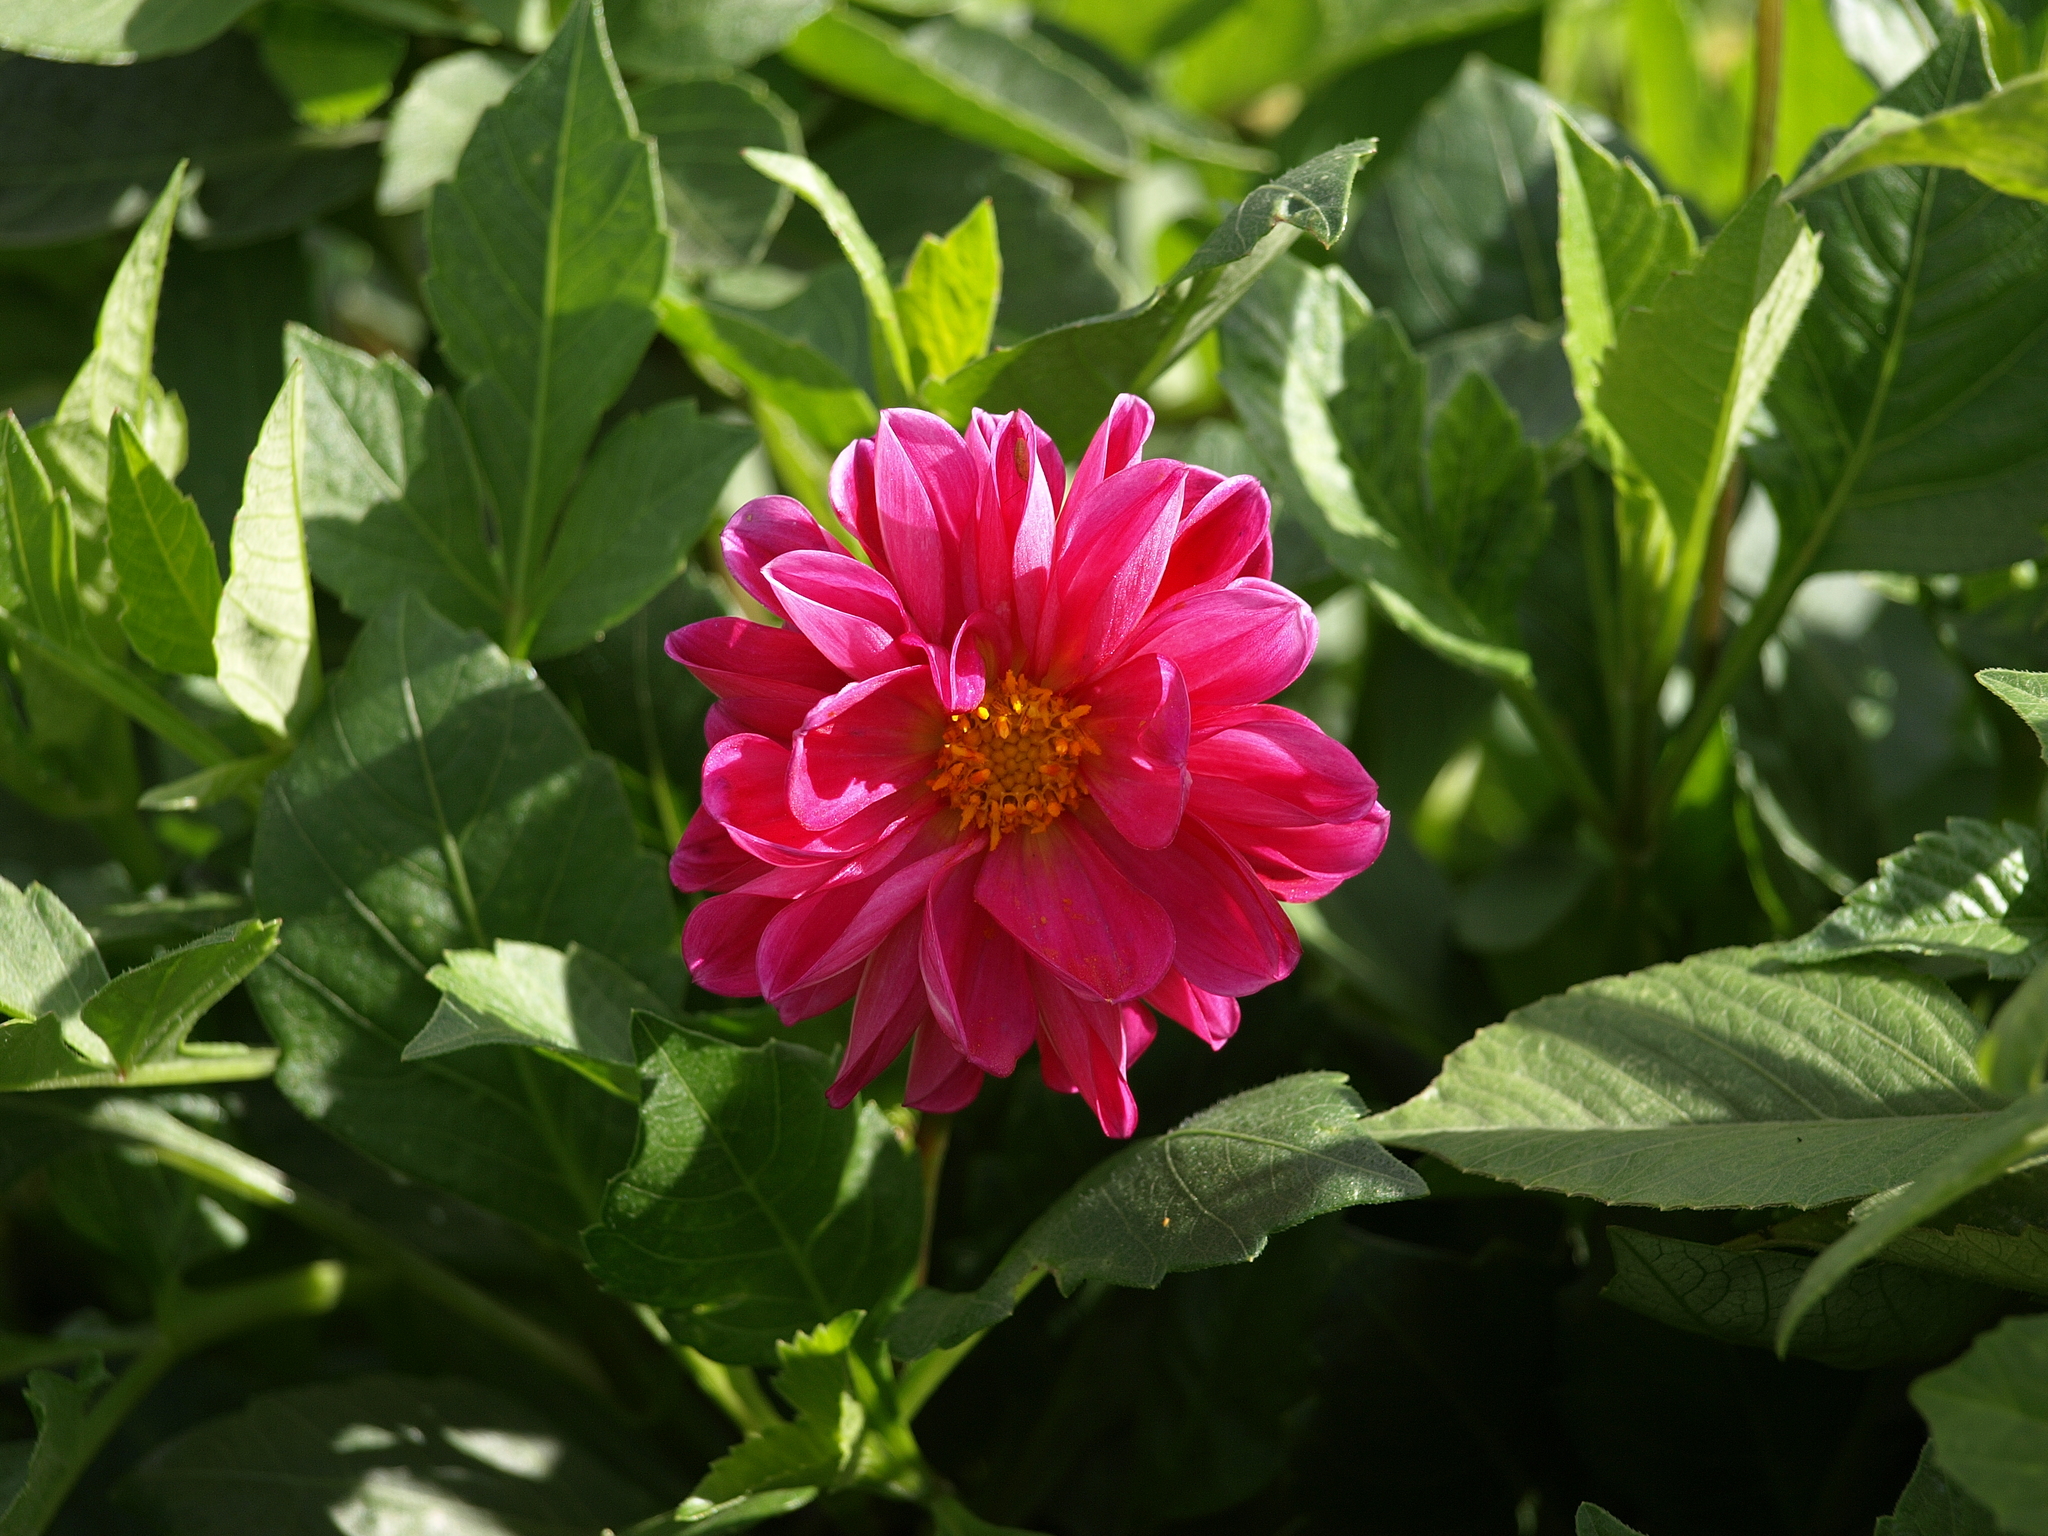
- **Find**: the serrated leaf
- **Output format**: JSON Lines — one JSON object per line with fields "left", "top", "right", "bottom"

{"left": 887, "top": 1073, "right": 1424, "bottom": 1358}
{"left": 248, "top": 594, "right": 674, "bottom": 1248}
{"left": 1366, "top": 947, "right": 2008, "bottom": 1209}
{"left": 0, "top": 878, "right": 107, "bottom": 1027}
{"left": 80, "top": 920, "right": 278, "bottom": 1071}
{"left": 633, "top": 73, "right": 802, "bottom": 273}
{"left": 125, "top": 1375, "right": 653, "bottom": 1536}
{"left": 1786, "top": 74, "right": 2048, "bottom": 204}
{"left": 0, "top": 416, "right": 92, "bottom": 655}
{"left": 1884, "top": 1222, "right": 2048, "bottom": 1298}
{"left": 1876, "top": 1440, "right": 1999, "bottom": 1536}
{"left": 897, "top": 199, "right": 1001, "bottom": 385}
{"left": 1417, "top": 364, "right": 1550, "bottom": 630}
{"left": 407, "top": 939, "right": 657, "bottom": 1069}
{"left": 0, "top": 0, "right": 261, "bottom": 64}
{"left": 214, "top": 365, "right": 321, "bottom": 739}
{"left": 1757, "top": 24, "right": 2048, "bottom": 573}
{"left": 0, "top": 1014, "right": 274, "bottom": 1094}
{"left": 376, "top": 51, "right": 521, "bottom": 215}
{"left": 780, "top": 10, "right": 1138, "bottom": 180}
{"left": 1604, "top": 1227, "right": 1998, "bottom": 1369}
{"left": 1776, "top": 818, "right": 2048, "bottom": 978}
{"left": 525, "top": 400, "right": 754, "bottom": 660}
{"left": 1978, "top": 668, "right": 2048, "bottom": 761}
{"left": 586, "top": 1017, "right": 922, "bottom": 1366}
{"left": 1910, "top": 1314, "right": 2048, "bottom": 1535}
{"left": 1575, "top": 1505, "right": 1647, "bottom": 1536}
{"left": 424, "top": 0, "right": 669, "bottom": 623}
{"left": 104, "top": 415, "right": 219, "bottom": 677}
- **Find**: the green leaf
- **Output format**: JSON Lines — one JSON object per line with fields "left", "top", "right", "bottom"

{"left": 423, "top": 0, "right": 669, "bottom": 626}
{"left": 897, "top": 199, "right": 1001, "bottom": 384}
{"left": 0, "top": 878, "right": 107, "bottom": 1027}
{"left": 1876, "top": 1440, "right": 1999, "bottom": 1536}
{"left": 1775, "top": 1088, "right": 2048, "bottom": 1353}
{"left": 585, "top": 1017, "right": 923, "bottom": 1365}
{"left": 1883, "top": 1222, "right": 2048, "bottom": 1299}
{"left": 1775, "top": 818, "right": 2048, "bottom": 978}
{"left": 608, "top": 0, "right": 829, "bottom": 74}
{"left": 1981, "top": 967, "right": 2048, "bottom": 1097}
{"left": 1550, "top": 115, "right": 1697, "bottom": 435}
{"left": 256, "top": 0, "right": 406, "bottom": 128}
{"left": 136, "top": 751, "right": 290, "bottom": 814}
{"left": 1787, "top": 73, "right": 2048, "bottom": 204}
{"left": 1603, "top": 1226, "right": 1998, "bottom": 1369}
{"left": 376, "top": 50, "right": 522, "bottom": 216}
{"left": 214, "top": 365, "right": 322, "bottom": 740}
{"left": 1911, "top": 1314, "right": 2048, "bottom": 1535}
{"left": 49, "top": 1138, "right": 249, "bottom": 1287}
{"left": 1575, "top": 1505, "right": 1647, "bottom": 1536}
{"left": 1365, "top": 947, "right": 2009, "bottom": 1209}
{"left": 1411, "top": 361, "right": 1550, "bottom": 631}
{"left": 659, "top": 292, "right": 880, "bottom": 454}
{"left": 781, "top": 10, "right": 1139, "bottom": 180}
{"left": 0, "top": 416, "right": 92, "bottom": 656}
{"left": 80, "top": 920, "right": 278, "bottom": 1072}
{"left": 125, "top": 1375, "right": 654, "bottom": 1536}
{"left": 0, "top": 1017, "right": 275, "bottom": 1094}
{"left": 0, "top": 1364, "right": 104, "bottom": 1536}
{"left": 406, "top": 939, "right": 658, "bottom": 1070}
{"left": 741, "top": 149, "right": 914, "bottom": 407}
{"left": 104, "top": 415, "right": 220, "bottom": 677}
{"left": 1978, "top": 668, "right": 2048, "bottom": 761}
{"left": 524, "top": 400, "right": 755, "bottom": 660}
{"left": 633, "top": 73, "right": 803, "bottom": 273}
{"left": 887, "top": 1073, "right": 1425, "bottom": 1358}
{"left": 929, "top": 141, "right": 1373, "bottom": 454}
{"left": 1757, "top": 24, "right": 2048, "bottom": 574}
{"left": 0, "top": 0, "right": 261, "bottom": 64}
{"left": 248, "top": 594, "right": 673, "bottom": 1248}
{"left": 285, "top": 326, "right": 502, "bottom": 636}
{"left": 0, "top": 40, "right": 378, "bottom": 248}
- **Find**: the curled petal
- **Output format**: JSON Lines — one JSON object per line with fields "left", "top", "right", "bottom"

{"left": 791, "top": 667, "right": 945, "bottom": 831}
{"left": 1125, "top": 579, "right": 1316, "bottom": 707}
{"left": 1156, "top": 476, "right": 1273, "bottom": 603}
{"left": 672, "top": 803, "right": 765, "bottom": 894}
{"left": 765, "top": 549, "right": 920, "bottom": 678}
{"left": 1080, "top": 653, "right": 1190, "bottom": 851}
{"left": 829, "top": 437, "right": 883, "bottom": 566}
{"left": 705, "top": 732, "right": 909, "bottom": 864}
{"left": 828, "top": 915, "right": 926, "bottom": 1108}
{"left": 1064, "top": 393, "right": 1153, "bottom": 513}
{"left": 906, "top": 1025, "right": 985, "bottom": 1112}
{"left": 771, "top": 964, "right": 861, "bottom": 1027}
{"left": 1032, "top": 970, "right": 1156, "bottom": 1138}
{"left": 922, "top": 855, "right": 1037, "bottom": 1074}
{"left": 975, "top": 814, "right": 1173, "bottom": 1003}
{"left": 683, "top": 892, "right": 781, "bottom": 997}
{"left": 669, "top": 617, "right": 843, "bottom": 713}
{"left": 873, "top": 410, "right": 973, "bottom": 636}
{"left": 722, "top": 496, "right": 836, "bottom": 618}
{"left": 1146, "top": 968, "right": 1241, "bottom": 1049}
{"left": 1200, "top": 809, "right": 1390, "bottom": 902}
{"left": 1038, "top": 459, "right": 1184, "bottom": 686}
{"left": 1188, "top": 705, "right": 1382, "bottom": 827}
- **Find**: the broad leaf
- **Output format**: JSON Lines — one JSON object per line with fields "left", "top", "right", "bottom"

{"left": 1776, "top": 818, "right": 2048, "bottom": 977}
{"left": 1978, "top": 667, "right": 2048, "bottom": 761}
{"left": 214, "top": 365, "right": 322, "bottom": 740}
{"left": 608, "top": 0, "right": 829, "bottom": 74}
{"left": 375, "top": 50, "right": 521, "bottom": 216}
{"left": 249, "top": 594, "right": 676, "bottom": 1248}
{"left": 1884, "top": 1222, "right": 2048, "bottom": 1299}
{"left": 887, "top": 1073, "right": 1425, "bottom": 1358}
{"left": 423, "top": 0, "right": 668, "bottom": 625}
{"left": 1757, "top": 24, "right": 2048, "bottom": 573}
{"left": 406, "top": 939, "right": 658, "bottom": 1069}
{"left": 1365, "top": 947, "right": 2008, "bottom": 1209}
{"left": 0, "top": 879, "right": 107, "bottom": 1026}
{"left": 585, "top": 1017, "right": 923, "bottom": 1366}
{"left": 633, "top": 73, "right": 803, "bottom": 273}
{"left": 80, "top": 921, "right": 279, "bottom": 1072}
{"left": 781, "top": 10, "right": 1139, "bottom": 179}
{"left": 1603, "top": 1226, "right": 1997, "bottom": 1368}
{"left": 1876, "top": 1441, "right": 1999, "bottom": 1536}
{"left": 1910, "top": 1314, "right": 2048, "bottom": 1536}
{"left": 1787, "top": 74, "right": 2048, "bottom": 204}
{"left": 0, "top": 1365, "right": 103, "bottom": 1536}
{"left": 104, "top": 415, "right": 219, "bottom": 677}
{"left": 524, "top": 399, "right": 754, "bottom": 659}
{"left": 255, "top": 0, "right": 406, "bottom": 128}
{"left": 1980, "top": 966, "right": 2048, "bottom": 1097}
{"left": 930, "top": 141, "right": 1373, "bottom": 454}
{"left": 897, "top": 199, "right": 1002, "bottom": 384}
{"left": 125, "top": 1375, "right": 654, "bottom": 1535}
{"left": 0, "top": 0, "right": 260, "bottom": 63}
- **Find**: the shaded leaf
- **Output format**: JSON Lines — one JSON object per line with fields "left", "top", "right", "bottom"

{"left": 1787, "top": 74, "right": 2048, "bottom": 203}
{"left": 0, "top": 878, "right": 107, "bottom": 1026}
{"left": 1576, "top": 1505, "right": 1648, "bottom": 1536}
{"left": 80, "top": 920, "right": 278, "bottom": 1072}
{"left": 256, "top": 0, "right": 406, "bottom": 128}
{"left": 887, "top": 1073, "right": 1425, "bottom": 1358}
{"left": 1910, "top": 1314, "right": 2048, "bottom": 1536}
{"left": 104, "top": 415, "right": 219, "bottom": 677}
{"left": 137, "top": 751, "right": 289, "bottom": 814}
{"left": 0, "top": 1364, "right": 103, "bottom": 1536}
{"left": 634, "top": 73, "right": 802, "bottom": 273}
{"left": 0, "top": 416, "right": 93, "bottom": 656}
{"left": 376, "top": 50, "right": 521, "bottom": 216}
{"left": 1979, "top": 668, "right": 2048, "bottom": 761}
{"left": 1365, "top": 947, "right": 2007, "bottom": 1209}
{"left": 1981, "top": 966, "right": 2048, "bottom": 1097}
{"left": 0, "top": 0, "right": 260, "bottom": 63}
{"left": 586, "top": 1017, "right": 923, "bottom": 1366}
{"left": 1876, "top": 1440, "right": 1999, "bottom": 1536}
{"left": 1884, "top": 1222, "right": 2048, "bottom": 1298}
{"left": 48, "top": 1137, "right": 248, "bottom": 1286}
{"left": 609, "top": 0, "right": 830, "bottom": 75}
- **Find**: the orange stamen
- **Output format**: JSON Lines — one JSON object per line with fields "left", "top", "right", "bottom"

{"left": 929, "top": 669, "right": 1098, "bottom": 850}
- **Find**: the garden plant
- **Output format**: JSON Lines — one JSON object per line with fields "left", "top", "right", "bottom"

{"left": 4, "top": 0, "right": 2048, "bottom": 1531}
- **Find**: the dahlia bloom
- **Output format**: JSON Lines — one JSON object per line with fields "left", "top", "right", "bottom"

{"left": 668, "top": 396, "right": 1388, "bottom": 1136}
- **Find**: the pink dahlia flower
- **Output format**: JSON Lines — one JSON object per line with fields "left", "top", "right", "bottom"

{"left": 668, "top": 395, "right": 1388, "bottom": 1136}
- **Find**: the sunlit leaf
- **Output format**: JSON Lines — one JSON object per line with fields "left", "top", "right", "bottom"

{"left": 1910, "top": 1314, "right": 2048, "bottom": 1536}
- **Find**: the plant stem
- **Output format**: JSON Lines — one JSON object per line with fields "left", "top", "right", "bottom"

{"left": 0, "top": 1327, "right": 157, "bottom": 1378}
{"left": 1690, "top": 467, "right": 1746, "bottom": 685}
{"left": 914, "top": 1113, "right": 951, "bottom": 1289}
{"left": 1500, "top": 675, "right": 1616, "bottom": 844}
{"left": 1746, "top": 0, "right": 1786, "bottom": 193}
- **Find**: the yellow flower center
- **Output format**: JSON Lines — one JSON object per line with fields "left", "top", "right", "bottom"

{"left": 929, "top": 670, "right": 1100, "bottom": 849}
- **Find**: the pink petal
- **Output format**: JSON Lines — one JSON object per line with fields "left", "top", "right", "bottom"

{"left": 705, "top": 732, "right": 910, "bottom": 865}
{"left": 829, "top": 437, "right": 884, "bottom": 567}
{"left": 771, "top": 963, "right": 861, "bottom": 1025}
{"left": 974, "top": 815, "right": 1173, "bottom": 1003}
{"left": 1188, "top": 705, "right": 1382, "bottom": 827}
{"left": 873, "top": 411, "right": 972, "bottom": 637}
{"left": 1085, "top": 805, "right": 1299, "bottom": 997}
{"left": 921, "top": 855, "right": 1037, "bottom": 1074}
{"left": 1078, "top": 653, "right": 1189, "bottom": 851}
{"left": 790, "top": 667, "right": 944, "bottom": 831}
{"left": 669, "top": 616, "right": 844, "bottom": 696}
{"left": 827, "top": 915, "right": 926, "bottom": 1107}
{"left": 683, "top": 892, "right": 782, "bottom": 996}
{"left": 672, "top": 804, "right": 764, "bottom": 894}
{"left": 1156, "top": 476, "right": 1273, "bottom": 603}
{"left": 1032, "top": 968, "right": 1156, "bottom": 1138}
{"left": 1146, "top": 968, "right": 1240, "bottom": 1048}
{"left": 905, "top": 1025, "right": 985, "bottom": 1112}
{"left": 1124, "top": 579, "right": 1316, "bottom": 707}
{"left": 764, "top": 549, "right": 919, "bottom": 678}
{"left": 757, "top": 808, "right": 968, "bottom": 1005}
{"left": 1064, "top": 393, "right": 1153, "bottom": 513}
{"left": 1037, "top": 459, "right": 1185, "bottom": 686}
{"left": 972, "top": 407, "right": 1065, "bottom": 510}
{"left": 1200, "top": 809, "right": 1390, "bottom": 902}
{"left": 722, "top": 496, "right": 836, "bottom": 619}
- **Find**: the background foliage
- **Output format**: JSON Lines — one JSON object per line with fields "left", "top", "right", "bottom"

{"left": 5, "top": 0, "right": 2048, "bottom": 1532}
